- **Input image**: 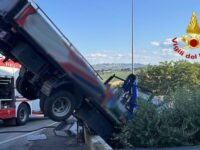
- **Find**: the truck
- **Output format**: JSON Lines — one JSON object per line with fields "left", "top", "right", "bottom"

{"left": 0, "top": 0, "right": 139, "bottom": 140}
{"left": 0, "top": 58, "right": 42, "bottom": 125}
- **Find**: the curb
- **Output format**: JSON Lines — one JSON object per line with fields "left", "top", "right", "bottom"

{"left": 84, "top": 129, "right": 113, "bottom": 150}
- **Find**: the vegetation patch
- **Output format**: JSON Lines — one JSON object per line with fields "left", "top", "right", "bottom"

{"left": 113, "top": 61, "right": 200, "bottom": 148}
{"left": 114, "top": 87, "right": 200, "bottom": 148}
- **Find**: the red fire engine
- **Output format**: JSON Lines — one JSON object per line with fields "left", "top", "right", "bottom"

{"left": 0, "top": 58, "right": 42, "bottom": 125}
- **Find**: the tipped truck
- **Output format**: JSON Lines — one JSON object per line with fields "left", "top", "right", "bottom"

{"left": 0, "top": 0, "right": 137, "bottom": 140}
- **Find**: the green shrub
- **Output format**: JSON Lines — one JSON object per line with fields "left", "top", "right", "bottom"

{"left": 115, "top": 86, "right": 200, "bottom": 148}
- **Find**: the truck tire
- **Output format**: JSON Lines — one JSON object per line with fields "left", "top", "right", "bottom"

{"left": 16, "top": 103, "right": 29, "bottom": 125}
{"left": 16, "top": 76, "right": 22, "bottom": 94}
{"left": 44, "top": 91, "right": 76, "bottom": 122}
{"left": 16, "top": 76, "right": 38, "bottom": 100}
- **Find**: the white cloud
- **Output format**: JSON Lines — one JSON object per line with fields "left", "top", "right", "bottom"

{"left": 84, "top": 51, "right": 154, "bottom": 64}
{"left": 163, "top": 38, "right": 172, "bottom": 46}
{"left": 150, "top": 38, "right": 185, "bottom": 59}
{"left": 161, "top": 48, "right": 173, "bottom": 55}
{"left": 90, "top": 53, "right": 107, "bottom": 58}
{"left": 83, "top": 37, "right": 188, "bottom": 65}
{"left": 151, "top": 41, "right": 160, "bottom": 46}
{"left": 150, "top": 38, "right": 174, "bottom": 48}
{"left": 85, "top": 52, "right": 132, "bottom": 64}
{"left": 84, "top": 49, "right": 179, "bottom": 65}
{"left": 151, "top": 37, "right": 184, "bottom": 49}
{"left": 161, "top": 49, "right": 177, "bottom": 58}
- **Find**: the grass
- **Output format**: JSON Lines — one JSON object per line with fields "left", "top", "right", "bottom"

{"left": 99, "top": 70, "right": 132, "bottom": 82}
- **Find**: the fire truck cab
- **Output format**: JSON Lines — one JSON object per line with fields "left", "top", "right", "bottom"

{"left": 0, "top": 59, "right": 41, "bottom": 125}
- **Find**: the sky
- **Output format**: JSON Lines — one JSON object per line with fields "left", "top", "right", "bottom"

{"left": 35, "top": 0, "right": 200, "bottom": 64}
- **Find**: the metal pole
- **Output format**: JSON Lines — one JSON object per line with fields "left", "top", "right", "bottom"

{"left": 131, "top": 0, "right": 134, "bottom": 74}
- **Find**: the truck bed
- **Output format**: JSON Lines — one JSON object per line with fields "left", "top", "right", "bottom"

{"left": 0, "top": 0, "right": 106, "bottom": 100}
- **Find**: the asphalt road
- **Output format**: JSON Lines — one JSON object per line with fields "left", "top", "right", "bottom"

{"left": 0, "top": 117, "right": 85, "bottom": 150}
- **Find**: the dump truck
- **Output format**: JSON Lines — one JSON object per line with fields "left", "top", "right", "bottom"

{"left": 0, "top": 0, "right": 138, "bottom": 140}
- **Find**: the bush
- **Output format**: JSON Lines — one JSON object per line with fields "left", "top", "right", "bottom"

{"left": 115, "top": 86, "right": 200, "bottom": 148}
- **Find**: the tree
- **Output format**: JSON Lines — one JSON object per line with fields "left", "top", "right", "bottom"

{"left": 137, "top": 61, "right": 200, "bottom": 95}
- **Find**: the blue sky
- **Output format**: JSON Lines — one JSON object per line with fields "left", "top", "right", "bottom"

{"left": 35, "top": 0, "right": 200, "bottom": 64}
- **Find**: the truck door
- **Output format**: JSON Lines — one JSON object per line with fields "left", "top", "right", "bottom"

{"left": 0, "top": 76, "right": 15, "bottom": 119}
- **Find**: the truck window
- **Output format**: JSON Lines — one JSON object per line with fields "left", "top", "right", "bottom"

{"left": 0, "top": 77, "right": 12, "bottom": 99}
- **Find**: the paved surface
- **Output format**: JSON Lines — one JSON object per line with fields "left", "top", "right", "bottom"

{"left": 3, "top": 117, "right": 200, "bottom": 150}
{"left": 123, "top": 146, "right": 200, "bottom": 150}
{"left": 0, "top": 117, "right": 85, "bottom": 150}
{"left": 0, "top": 116, "right": 54, "bottom": 144}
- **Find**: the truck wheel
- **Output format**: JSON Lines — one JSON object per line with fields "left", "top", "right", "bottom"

{"left": 16, "top": 76, "right": 22, "bottom": 94}
{"left": 16, "top": 103, "right": 29, "bottom": 125}
{"left": 16, "top": 76, "right": 38, "bottom": 100}
{"left": 44, "top": 91, "right": 76, "bottom": 122}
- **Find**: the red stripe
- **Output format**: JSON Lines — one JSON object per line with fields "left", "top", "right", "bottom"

{"left": 32, "top": 111, "right": 43, "bottom": 115}
{"left": 16, "top": 5, "right": 36, "bottom": 27}
{"left": 60, "top": 63, "right": 98, "bottom": 86}
{"left": 69, "top": 50, "right": 88, "bottom": 68}
{"left": 62, "top": 42, "right": 99, "bottom": 86}
{"left": 16, "top": 99, "right": 32, "bottom": 102}
{"left": 102, "top": 88, "right": 112, "bottom": 106}
{"left": 64, "top": 44, "right": 88, "bottom": 68}
{"left": 0, "top": 59, "right": 21, "bottom": 69}
{"left": 0, "top": 109, "right": 16, "bottom": 119}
